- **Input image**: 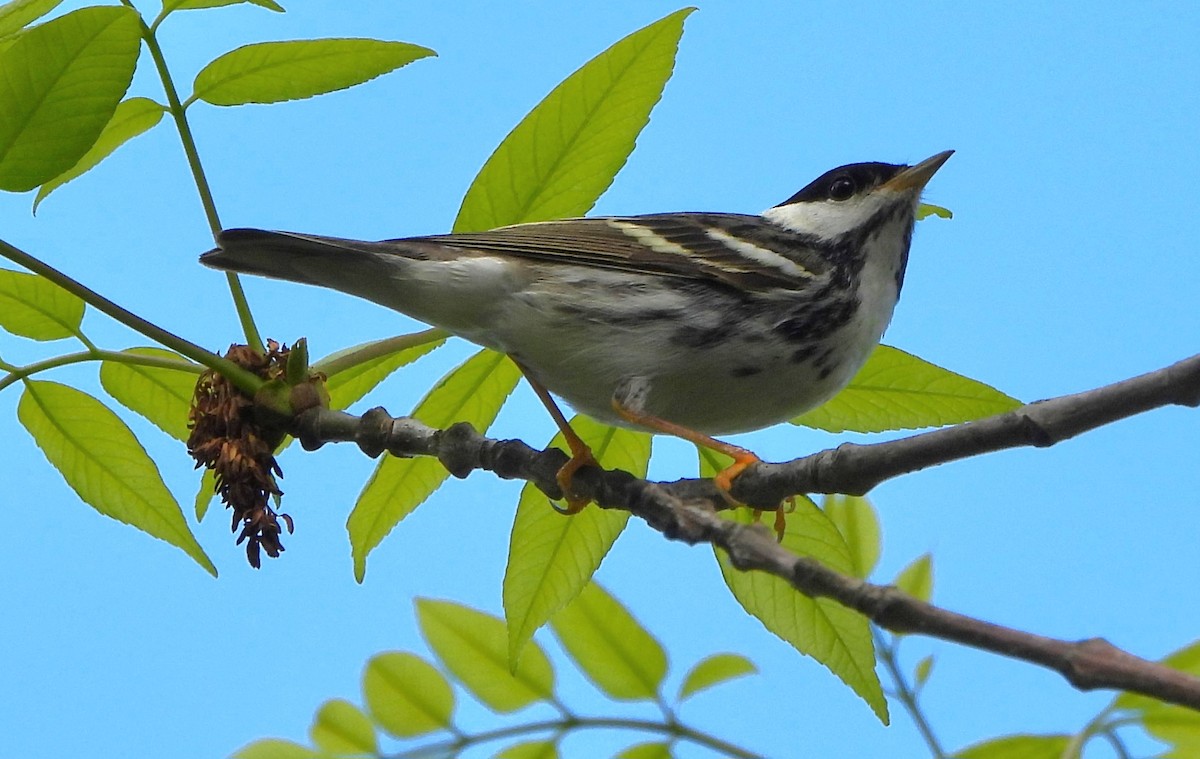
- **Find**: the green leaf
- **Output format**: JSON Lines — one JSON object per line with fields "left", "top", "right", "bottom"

{"left": 194, "top": 467, "right": 217, "bottom": 521}
{"left": 0, "top": 0, "right": 63, "bottom": 37}
{"left": 347, "top": 349, "right": 521, "bottom": 581}
{"left": 616, "top": 743, "right": 673, "bottom": 759}
{"left": 17, "top": 380, "right": 216, "bottom": 575}
{"left": 894, "top": 553, "right": 933, "bottom": 603}
{"left": 192, "top": 38, "right": 434, "bottom": 106}
{"left": 677, "top": 653, "right": 757, "bottom": 702}
{"left": 309, "top": 698, "right": 377, "bottom": 755}
{"left": 362, "top": 652, "right": 454, "bottom": 738}
{"left": 951, "top": 734, "right": 1072, "bottom": 759}
{"left": 495, "top": 740, "right": 559, "bottom": 759}
{"left": 99, "top": 347, "right": 199, "bottom": 442}
{"left": 550, "top": 580, "right": 666, "bottom": 701}
{"left": 913, "top": 655, "right": 934, "bottom": 688}
{"left": 453, "top": 8, "right": 694, "bottom": 232}
{"left": 504, "top": 416, "right": 649, "bottom": 665}
{"left": 321, "top": 335, "right": 445, "bottom": 411}
{"left": 416, "top": 598, "right": 556, "bottom": 713}
{"left": 0, "top": 267, "right": 84, "bottom": 340}
{"left": 1140, "top": 703, "right": 1200, "bottom": 757}
{"left": 822, "top": 494, "right": 880, "bottom": 579}
{"left": 34, "top": 96, "right": 164, "bottom": 211}
{"left": 704, "top": 450, "right": 886, "bottom": 722}
{"left": 162, "top": 0, "right": 284, "bottom": 14}
{"left": 793, "top": 345, "right": 1020, "bottom": 433}
{"left": 917, "top": 202, "right": 952, "bottom": 220}
{"left": 230, "top": 739, "right": 320, "bottom": 759}
{"left": 0, "top": 6, "right": 140, "bottom": 192}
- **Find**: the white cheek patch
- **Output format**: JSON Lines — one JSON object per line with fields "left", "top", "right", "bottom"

{"left": 702, "top": 227, "right": 815, "bottom": 279}
{"left": 608, "top": 220, "right": 693, "bottom": 257}
{"left": 763, "top": 191, "right": 901, "bottom": 242}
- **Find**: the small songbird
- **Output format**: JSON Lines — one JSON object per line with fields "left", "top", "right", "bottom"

{"left": 202, "top": 150, "right": 952, "bottom": 509}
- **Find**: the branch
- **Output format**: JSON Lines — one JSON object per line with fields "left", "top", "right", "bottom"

{"left": 741, "top": 351, "right": 1200, "bottom": 506}
{"left": 289, "top": 351, "right": 1200, "bottom": 710}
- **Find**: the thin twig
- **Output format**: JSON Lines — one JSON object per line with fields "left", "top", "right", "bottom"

{"left": 289, "top": 351, "right": 1200, "bottom": 710}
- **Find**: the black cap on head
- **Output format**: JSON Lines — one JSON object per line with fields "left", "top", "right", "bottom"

{"left": 776, "top": 162, "right": 906, "bottom": 207}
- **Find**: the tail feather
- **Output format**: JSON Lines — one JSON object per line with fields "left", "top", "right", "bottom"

{"left": 201, "top": 229, "right": 401, "bottom": 288}
{"left": 200, "top": 228, "right": 505, "bottom": 333}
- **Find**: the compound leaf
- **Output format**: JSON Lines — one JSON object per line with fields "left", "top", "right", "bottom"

{"left": 454, "top": 8, "right": 694, "bottom": 232}
{"left": 794, "top": 345, "right": 1019, "bottom": 433}
{"left": 504, "top": 416, "right": 649, "bottom": 665}
{"left": 348, "top": 348, "right": 520, "bottom": 581}
{"left": 550, "top": 581, "right": 666, "bottom": 701}
{"left": 193, "top": 38, "right": 434, "bottom": 106}
{"left": 0, "top": 6, "right": 140, "bottom": 191}
{"left": 417, "top": 598, "right": 555, "bottom": 713}
{"left": 18, "top": 380, "right": 215, "bottom": 576}
{"left": 362, "top": 652, "right": 454, "bottom": 738}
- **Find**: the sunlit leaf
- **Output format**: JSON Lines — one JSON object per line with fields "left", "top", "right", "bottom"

{"left": 914, "top": 655, "right": 934, "bottom": 688}
{"left": 416, "top": 598, "right": 555, "bottom": 713}
{"left": 230, "top": 739, "right": 320, "bottom": 759}
{"left": 454, "top": 8, "right": 694, "bottom": 232}
{"left": 917, "top": 203, "right": 952, "bottom": 220}
{"left": 822, "top": 494, "right": 880, "bottom": 579}
{"left": 677, "top": 653, "right": 757, "bottom": 701}
{"left": 309, "top": 698, "right": 377, "bottom": 755}
{"left": 616, "top": 743, "right": 673, "bottom": 759}
{"left": 495, "top": 739, "right": 559, "bottom": 759}
{"left": 951, "top": 734, "right": 1072, "bottom": 759}
{"left": 550, "top": 581, "right": 666, "bottom": 701}
{"left": 321, "top": 334, "right": 445, "bottom": 411}
{"left": 192, "top": 38, "right": 434, "bottom": 106}
{"left": 362, "top": 652, "right": 454, "bottom": 738}
{"left": 894, "top": 553, "right": 933, "bottom": 603}
{"left": 34, "top": 97, "right": 165, "bottom": 211}
{"left": 0, "top": 0, "right": 63, "bottom": 37}
{"left": 162, "top": 0, "right": 284, "bottom": 14}
{"left": 0, "top": 6, "right": 140, "bottom": 191}
{"left": 348, "top": 349, "right": 520, "bottom": 581}
{"left": 99, "top": 347, "right": 200, "bottom": 442}
{"left": 194, "top": 467, "right": 217, "bottom": 521}
{"left": 17, "top": 381, "right": 216, "bottom": 575}
{"left": 0, "top": 267, "right": 84, "bottom": 340}
{"left": 504, "top": 416, "right": 649, "bottom": 664}
{"left": 703, "top": 450, "right": 886, "bottom": 722}
{"left": 1140, "top": 703, "right": 1200, "bottom": 757}
{"left": 793, "top": 345, "right": 1020, "bottom": 433}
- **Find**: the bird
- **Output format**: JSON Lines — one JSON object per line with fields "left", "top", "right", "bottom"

{"left": 201, "top": 150, "right": 953, "bottom": 511}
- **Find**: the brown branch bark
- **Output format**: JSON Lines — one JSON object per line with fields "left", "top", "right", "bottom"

{"left": 289, "top": 351, "right": 1200, "bottom": 710}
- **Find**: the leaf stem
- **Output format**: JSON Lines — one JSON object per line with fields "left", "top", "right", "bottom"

{"left": 0, "top": 238, "right": 261, "bottom": 394}
{"left": 0, "top": 349, "right": 201, "bottom": 394}
{"left": 387, "top": 716, "right": 763, "bottom": 759}
{"left": 874, "top": 631, "right": 946, "bottom": 759}
{"left": 313, "top": 329, "right": 449, "bottom": 376}
{"left": 132, "top": 8, "right": 265, "bottom": 353}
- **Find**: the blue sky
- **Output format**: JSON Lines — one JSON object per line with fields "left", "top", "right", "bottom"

{"left": 3, "top": 2, "right": 1200, "bottom": 757}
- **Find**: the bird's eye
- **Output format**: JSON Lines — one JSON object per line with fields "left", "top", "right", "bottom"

{"left": 829, "top": 176, "right": 856, "bottom": 201}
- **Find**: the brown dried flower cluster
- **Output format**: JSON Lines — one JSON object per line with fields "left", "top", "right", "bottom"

{"left": 188, "top": 341, "right": 293, "bottom": 568}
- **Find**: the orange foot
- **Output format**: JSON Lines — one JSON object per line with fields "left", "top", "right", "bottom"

{"left": 610, "top": 393, "right": 763, "bottom": 501}
{"left": 513, "top": 359, "right": 598, "bottom": 514}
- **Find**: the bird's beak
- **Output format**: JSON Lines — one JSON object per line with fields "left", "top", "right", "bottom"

{"left": 882, "top": 150, "right": 954, "bottom": 192}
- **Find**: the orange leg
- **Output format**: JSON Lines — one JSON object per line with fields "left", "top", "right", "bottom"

{"left": 610, "top": 395, "right": 789, "bottom": 540}
{"left": 515, "top": 362, "right": 596, "bottom": 514}
{"left": 609, "top": 396, "right": 761, "bottom": 495}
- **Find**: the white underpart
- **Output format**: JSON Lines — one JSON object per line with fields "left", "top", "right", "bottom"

{"left": 702, "top": 227, "right": 814, "bottom": 278}
{"left": 608, "top": 220, "right": 694, "bottom": 256}
{"left": 761, "top": 188, "right": 911, "bottom": 242}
